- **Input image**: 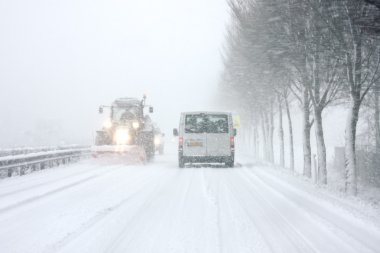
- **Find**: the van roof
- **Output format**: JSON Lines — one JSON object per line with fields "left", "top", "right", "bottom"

{"left": 181, "top": 111, "right": 231, "bottom": 115}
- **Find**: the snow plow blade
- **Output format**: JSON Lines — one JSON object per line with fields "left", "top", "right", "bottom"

{"left": 91, "top": 145, "right": 147, "bottom": 165}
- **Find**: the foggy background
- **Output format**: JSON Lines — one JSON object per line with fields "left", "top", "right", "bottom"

{"left": 0, "top": 0, "right": 228, "bottom": 148}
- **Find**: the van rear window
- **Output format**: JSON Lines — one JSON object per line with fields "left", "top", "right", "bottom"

{"left": 185, "top": 114, "right": 229, "bottom": 133}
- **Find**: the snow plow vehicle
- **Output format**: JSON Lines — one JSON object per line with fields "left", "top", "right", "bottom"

{"left": 93, "top": 96, "right": 156, "bottom": 163}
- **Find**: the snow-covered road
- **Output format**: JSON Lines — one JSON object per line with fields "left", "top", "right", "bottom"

{"left": 1, "top": 151, "right": 380, "bottom": 253}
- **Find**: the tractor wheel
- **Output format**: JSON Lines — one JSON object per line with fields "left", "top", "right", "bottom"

{"left": 225, "top": 156, "right": 234, "bottom": 168}
{"left": 145, "top": 139, "right": 155, "bottom": 161}
{"left": 138, "top": 131, "right": 155, "bottom": 162}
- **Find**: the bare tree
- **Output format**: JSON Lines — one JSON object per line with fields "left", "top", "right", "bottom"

{"left": 277, "top": 93, "right": 285, "bottom": 167}
{"left": 284, "top": 90, "right": 295, "bottom": 171}
{"left": 376, "top": 82, "right": 380, "bottom": 153}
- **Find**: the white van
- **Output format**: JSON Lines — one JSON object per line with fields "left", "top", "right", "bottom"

{"left": 173, "top": 112, "right": 236, "bottom": 168}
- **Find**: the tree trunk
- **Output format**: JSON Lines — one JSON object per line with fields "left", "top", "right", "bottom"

{"left": 345, "top": 97, "right": 361, "bottom": 195}
{"left": 302, "top": 88, "right": 312, "bottom": 178}
{"left": 314, "top": 107, "right": 327, "bottom": 184}
{"left": 375, "top": 83, "right": 380, "bottom": 181}
{"left": 261, "top": 109, "right": 274, "bottom": 163}
{"left": 260, "top": 119, "right": 266, "bottom": 161}
{"left": 345, "top": 35, "right": 362, "bottom": 195}
{"left": 375, "top": 82, "right": 380, "bottom": 154}
{"left": 253, "top": 126, "right": 259, "bottom": 159}
{"left": 269, "top": 102, "right": 275, "bottom": 163}
{"left": 310, "top": 47, "right": 328, "bottom": 184}
{"left": 247, "top": 127, "right": 251, "bottom": 152}
{"left": 285, "top": 96, "right": 294, "bottom": 171}
{"left": 249, "top": 126, "right": 253, "bottom": 156}
{"left": 261, "top": 113, "right": 268, "bottom": 161}
{"left": 278, "top": 95, "right": 285, "bottom": 167}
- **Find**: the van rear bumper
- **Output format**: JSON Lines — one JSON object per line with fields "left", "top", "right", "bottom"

{"left": 181, "top": 155, "right": 233, "bottom": 164}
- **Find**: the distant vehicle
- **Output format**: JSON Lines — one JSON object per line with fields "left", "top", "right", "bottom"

{"left": 173, "top": 112, "right": 236, "bottom": 168}
{"left": 94, "top": 96, "right": 156, "bottom": 162}
{"left": 153, "top": 127, "right": 165, "bottom": 155}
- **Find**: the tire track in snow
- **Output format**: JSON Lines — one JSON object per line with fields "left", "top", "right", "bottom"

{"left": 218, "top": 169, "right": 272, "bottom": 253}
{"left": 161, "top": 168, "right": 196, "bottom": 253}
{"left": 0, "top": 175, "right": 97, "bottom": 214}
{"left": 0, "top": 165, "right": 127, "bottom": 214}
{"left": 243, "top": 167, "right": 380, "bottom": 253}
{"left": 0, "top": 161, "right": 95, "bottom": 189}
{"left": 201, "top": 168, "right": 223, "bottom": 253}
{"left": 48, "top": 168, "right": 170, "bottom": 253}
{"left": 112, "top": 168, "right": 220, "bottom": 253}
{"left": 156, "top": 168, "right": 196, "bottom": 252}
{"left": 169, "top": 167, "right": 220, "bottom": 253}
{"left": 0, "top": 164, "right": 110, "bottom": 198}
{"left": 141, "top": 168, "right": 196, "bottom": 253}
{"left": 102, "top": 169, "right": 182, "bottom": 253}
{"left": 224, "top": 168, "right": 317, "bottom": 253}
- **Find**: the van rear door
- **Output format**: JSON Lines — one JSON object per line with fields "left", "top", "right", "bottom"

{"left": 205, "top": 114, "right": 231, "bottom": 156}
{"left": 183, "top": 114, "right": 207, "bottom": 157}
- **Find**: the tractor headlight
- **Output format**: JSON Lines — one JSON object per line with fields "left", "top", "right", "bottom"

{"left": 132, "top": 121, "right": 140, "bottom": 129}
{"left": 103, "top": 119, "right": 113, "bottom": 129}
{"left": 114, "top": 128, "right": 130, "bottom": 145}
{"left": 154, "top": 136, "right": 161, "bottom": 146}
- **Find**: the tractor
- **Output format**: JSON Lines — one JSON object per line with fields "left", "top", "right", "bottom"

{"left": 94, "top": 95, "right": 155, "bottom": 162}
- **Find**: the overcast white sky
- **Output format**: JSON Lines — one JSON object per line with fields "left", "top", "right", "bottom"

{"left": 0, "top": 0, "right": 229, "bottom": 147}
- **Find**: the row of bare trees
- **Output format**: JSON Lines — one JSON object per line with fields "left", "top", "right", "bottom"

{"left": 219, "top": 0, "right": 380, "bottom": 195}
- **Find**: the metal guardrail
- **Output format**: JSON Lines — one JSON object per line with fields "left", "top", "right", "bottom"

{"left": 0, "top": 145, "right": 90, "bottom": 157}
{"left": 0, "top": 147, "right": 91, "bottom": 178}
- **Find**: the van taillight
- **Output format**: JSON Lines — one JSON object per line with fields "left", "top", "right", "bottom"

{"left": 179, "top": 137, "right": 184, "bottom": 147}
{"left": 230, "top": 136, "right": 235, "bottom": 147}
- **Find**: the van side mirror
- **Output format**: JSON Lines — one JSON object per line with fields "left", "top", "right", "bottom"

{"left": 233, "top": 128, "right": 237, "bottom": 137}
{"left": 149, "top": 107, "right": 154, "bottom": 113}
{"left": 173, "top": 128, "right": 179, "bottom": 136}
{"left": 99, "top": 107, "right": 103, "bottom": 114}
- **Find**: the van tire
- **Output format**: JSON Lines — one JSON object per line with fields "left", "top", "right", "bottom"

{"left": 226, "top": 157, "right": 234, "bottom": 168}
{"left": 179, "top": 155, "right": 185, "bottom": 168}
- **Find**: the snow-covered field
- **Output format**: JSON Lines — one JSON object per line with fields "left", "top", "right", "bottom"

{"left": 1, "top": 150, "right": 380, "bottom": 253}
